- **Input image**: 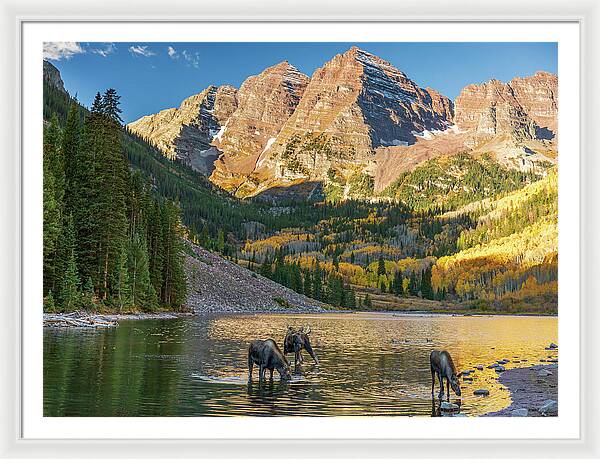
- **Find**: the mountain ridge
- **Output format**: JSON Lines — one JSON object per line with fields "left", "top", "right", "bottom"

{"left": 123, "top": 47, "right": 557, "bottom": 200}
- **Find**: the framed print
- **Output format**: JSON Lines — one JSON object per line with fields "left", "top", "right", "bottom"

{"left": 1, "top": 0, "right": 600, "bottom": 457}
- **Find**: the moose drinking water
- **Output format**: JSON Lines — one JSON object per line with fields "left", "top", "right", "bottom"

{"left": 430, "top": 350, "right": 462, "bottom": 400}
{"left": 283, "top": 326, "right": 319, "bottom": 368}
{"left": 248, "top": 339, "right": 291, "bottom": 384}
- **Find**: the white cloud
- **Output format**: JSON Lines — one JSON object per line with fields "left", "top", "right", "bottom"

{"left": 128, "top": 45, "right": 155, "bottom": 57}
{"left": 92, "top": 43, "right": 116, "bottom": 57}
{"left": 167, "top": 46, "right": 178, "bottom": 59}
{"left": 182, "top": 50, "right": 200, "bottom": 68}
{"left": 43, "top": 42, "right": 85, "bottom": 61}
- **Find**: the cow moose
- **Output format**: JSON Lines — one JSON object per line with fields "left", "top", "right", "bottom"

{"left": 430, "top": 349, "right": 462, "bottom": 400}
{"left": 248, "top": 339, "right": 291, "bottom": 384}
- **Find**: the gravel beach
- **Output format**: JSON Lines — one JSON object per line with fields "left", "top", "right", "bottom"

{"left": 485, "top": 363, "right": 558, "bottom": 417}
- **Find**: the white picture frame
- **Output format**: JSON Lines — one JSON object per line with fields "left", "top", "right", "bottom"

{"left": 2, "top": 0, "right": 599, "bottom": 457}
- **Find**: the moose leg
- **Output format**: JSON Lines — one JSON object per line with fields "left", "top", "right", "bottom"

{"left": 248, "top": 352, "right": 254, "bottom": 382}
{"left": 304, "top": 340, "right": 318, "bottom": 364}
{"left": 446, "top": 377, "right": 450, "bottom": 400}
{"left": 259, "top": 365, "right": 265, "bottom": 384}
{"left": 248, "top": 356, "right": 254, "bottom": 382}
{"left": 431, "top": 367, "right": 436, "bottom": 396}
{"left": 437, "top": 372, "right": 444, "bottom": 400}
{"left": 269, "top": 368, "right": 274, "bottom": 380}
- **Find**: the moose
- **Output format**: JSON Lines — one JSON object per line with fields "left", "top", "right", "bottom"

{"left": 248, "top": 339, "right": 291, "bottom": 384}
{"left": 283, "top": 326, "right": 319, "bottom": 368}
{"left": 430, "top": 350, "right": 462, "bottom": 400}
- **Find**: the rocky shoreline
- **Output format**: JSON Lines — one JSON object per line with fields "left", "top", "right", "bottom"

{"left": 43, "top": 311, "right": 195, "bottom": 328}
{"left": 484, "top": 363, "right": 558, "bottom": 417}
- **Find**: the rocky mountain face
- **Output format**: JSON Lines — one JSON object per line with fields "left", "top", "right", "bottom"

{"left": 209, "top": 62, "right": 309, "bottom": 193}
{"left": 254, "top": 47, "right": 454, "bottom": 187}
{"left": 454, "top": 72, "right": 558, "bottom": 140}
{"left": 43, "top": 60, "right": 66, "bottom": 93}
{"left": 375, "top": 72, "right": 558, "bottom": 192}
{"left": 127, "top": 47, "right": 557, "bottom": 200}
{"left": 128, "top": 85, "right": 237, "bottom": 174}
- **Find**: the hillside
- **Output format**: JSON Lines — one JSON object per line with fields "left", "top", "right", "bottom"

{"left": 185, "top": 242, "right": 325, "bottom": 313}
{"left": 432, "top": 171, "right": 558, "bottom": 312}
{"left": 44, "top": 56, "right": 558, "bottom": 315}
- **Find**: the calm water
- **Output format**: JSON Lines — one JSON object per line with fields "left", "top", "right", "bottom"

{"left": 43, "top": 312, "right": 557, "bottom": 417}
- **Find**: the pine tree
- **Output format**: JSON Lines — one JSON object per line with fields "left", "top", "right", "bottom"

{"left": 102, "top": 88, "right": 123, "bottom": 124}
{"left": 303, "top": 269, "right": 312, "bottom": 297}
{"left": 377, "top": 255, "right": 386, "bottom": 276}
{"left": 313, "top": 260, "right": 322, "bottom": 301}
{"left": 347, "top": 288, "right": 356, "bottom": 309}
{"left": 127, "top": 233, "right": 157, "bottom": 311}
{"left": 44, "top": 290, "right": 56, "bottom": 313}
{"left": 114, "top": 246, "right": 132, "bottom": 312}
{"left": 81, "top": 277, "right": 95, "bottom": 310}
{"left": 56, "top": 213, "right": 80, "bottom": 311}
{"left": 62, "top": 102, "right": 82, "bottom": 214}
{"left": 43, "top": 148, "right": 62, "bottom": 294}
{"left": 59, "top": 244, "right": 81, "bottom": 312}
{"left": 160, "top": 201, "right": 187, "bottom": 308}
{"left": 217, "top": 229, "right": 225, "bottom": 253}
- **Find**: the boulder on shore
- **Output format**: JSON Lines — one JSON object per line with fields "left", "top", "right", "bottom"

{"left": 538, "top": 399, "right": 558, "bottom": 416}
{"left": 511, "top": 408, "right": 529, "bottom": 417}
{"left": 440, "top": 401, "right": 460, "bottom": 412}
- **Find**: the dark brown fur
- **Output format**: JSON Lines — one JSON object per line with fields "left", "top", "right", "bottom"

{"left": 283, "top": 326, "right": 318, "bottom": 367}
{"left": 430, "top": 350, "right": 462, "bottom": 400}
{"left": 248, "top": 339, "right": 291, "bottom": 383}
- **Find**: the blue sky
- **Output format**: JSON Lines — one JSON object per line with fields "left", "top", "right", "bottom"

{"left": 44, "top": 42, "right": 558, "bottom": 124}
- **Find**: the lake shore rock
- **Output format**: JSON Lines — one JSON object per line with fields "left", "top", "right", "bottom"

{"left": 484, "top": 364, "right": 558, "bottom": 417}
{"left": 43, "top": 311, "right": 194, "bottom": 328}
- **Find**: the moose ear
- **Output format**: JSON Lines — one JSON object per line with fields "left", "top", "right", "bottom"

{"left": 288, "top": 326, "right": 293, "bottom": 331}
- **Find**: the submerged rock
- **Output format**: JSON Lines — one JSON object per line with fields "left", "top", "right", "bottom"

{"left": 538, "top": 369, "right": 553, "bottom": 377}
{"left": 474, "top": 389, "right": 490, "bottom": 396}
{"left": 511, "top": 408, "right": 529, "bottom": 417}
{"left": 475, "top": 365, "right": 484, "bottom": 370}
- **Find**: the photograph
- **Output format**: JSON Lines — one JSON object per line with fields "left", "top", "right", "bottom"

{"left": 41, "top": 40, "right": 559, "bottom": 418}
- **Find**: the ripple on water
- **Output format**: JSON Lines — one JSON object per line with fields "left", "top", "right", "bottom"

{"left": 43, "top": 312, "right": 557, "bottom": 417}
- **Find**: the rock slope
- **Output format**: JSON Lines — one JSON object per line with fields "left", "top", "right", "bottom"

{"left": 454, "top": 72, "right": 558, "bottom": 140}
{"left": 185, "top": 243, "right": 325, "bottom": 314}
{"left": 209, "top": 62, "right": 309, "bottom": 193}
{"left": 43, "top": 60, "right": 67, "bottom": 93}
{"left": 128, "top": 85, "right": 237, "bottom": 174}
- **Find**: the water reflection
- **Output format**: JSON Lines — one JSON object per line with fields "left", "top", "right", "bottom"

{"left": 44, "top": 312, "right": 557, "bottom": 417}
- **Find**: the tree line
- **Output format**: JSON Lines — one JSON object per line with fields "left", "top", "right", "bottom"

{"left": 43, "top": 90, "right": 186, "bottom": 312}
